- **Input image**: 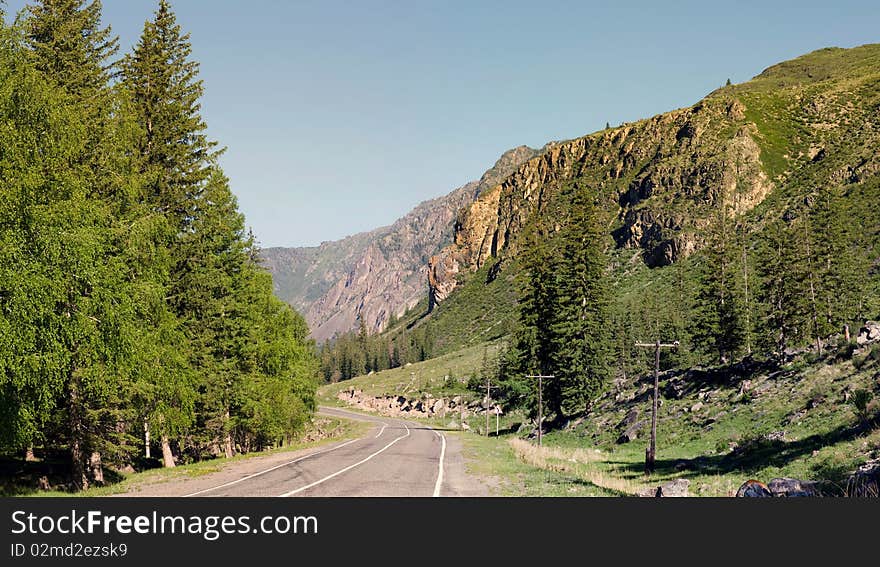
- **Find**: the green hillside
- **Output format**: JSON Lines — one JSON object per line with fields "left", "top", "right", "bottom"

{"left": 323, "top": 44, "right": 880, "bottom": 495}
{"left": 325, "top": 44, "right": 880, "bottom": 381}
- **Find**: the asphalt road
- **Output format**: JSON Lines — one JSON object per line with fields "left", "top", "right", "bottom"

{"left": 180, "top": 407, "right": 478, "bottom": 497}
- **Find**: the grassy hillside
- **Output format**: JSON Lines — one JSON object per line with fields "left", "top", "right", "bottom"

{"left": 326, "top": 338, "right": 880, "bottom": 496}
{"left": 400, "top": 44, "right": 880, "bottom": 360}
{"left": 318, "top": 341, "right": 504, "bottom": 405}
{"left": 321, "top": 45, "right": 880, "bottom": 495}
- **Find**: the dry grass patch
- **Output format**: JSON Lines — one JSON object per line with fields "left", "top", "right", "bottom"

{"left": 508, "top": 438, "right": 645, "bottom": 496}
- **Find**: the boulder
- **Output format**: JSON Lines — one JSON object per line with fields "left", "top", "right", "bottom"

{"left": 767, "top": 477, "right": 822, "bottom": 497}
{"left": 658, "top": 478, "right": 690, "bottom": 497}
{"left": 736, "top": 479, "right": 773, "bottom": 497}
{"left": 617, "top": 421, "right": 645, "bottom": 444}
{"left": 690, "top": 402, "right": 704, "bottom": 413}
{"left": 663, "top": 378, "right": 687, "bottom": 399}
{"left": 639, "top": 478, "right": 690, "bottom": 497}
{"left": 618, "top": 408, "right": 640, "bottom": 429}
{"left": 846, "top": 459, "right": 880, "bottom": 497}
{"left": 431, "top": 399, "right": 446, "bottom": 416}
{"left": 765, "top": 431, "right": 786, "bottom": 442}
{"left": 856, "top": 321, "right": 880, "bottom": 345}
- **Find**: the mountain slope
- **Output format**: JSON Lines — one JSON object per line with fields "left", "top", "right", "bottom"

{"left": 422, "top": 44, "right": 880, "bottom": 351}
{"left": 261, "top": 145, "right": 543, "bottom": 341}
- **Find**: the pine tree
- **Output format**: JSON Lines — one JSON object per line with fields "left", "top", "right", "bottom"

{"left": 26, "top": 0, "right": 118, "bottom": 100}
{"left": 171, "top": 169, "right": 251, "bottom": 458}
{"left": 810, "top": 186, "right": 862, "bottom": 342}
{"left": 693, "top": 202, "right": 745, "bottom": 363}
{"left": 499, "top": 185, "right": 612, "bottom": 420}
{"left": 551, "top": 186, "right": 612, "bottom": 417}
{"left": 756, "top": 218, "right": 810, "bottom": 359}
{"left": 121, "top": 0, "right": 221, "bottom": 465}
{"left": 497, "top": 224, "right": 559, "bottom": 416}
{"left": 122, "top": 0, "right": 218, "bottom": 228}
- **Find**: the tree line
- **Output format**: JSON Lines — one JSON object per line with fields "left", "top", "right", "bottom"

{"left": 495, "top": 178, "right": 880, "bottom": 423}
{"left": 0, "top": 1, "right": 317, "bottom": 490}
{"left": 318, "top": 173, "right": 880, "bottom": 428}
{"left": 319, "top": 318, "right": 434, "bottom": 382}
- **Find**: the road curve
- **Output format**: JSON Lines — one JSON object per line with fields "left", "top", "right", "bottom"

{"left": 182, "top": 407, "right": 466, "bottom": 497}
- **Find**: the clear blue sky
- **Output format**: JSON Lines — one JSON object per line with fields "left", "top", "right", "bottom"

{"left": 5, "top": 1, "right": 879, "bottom": 247}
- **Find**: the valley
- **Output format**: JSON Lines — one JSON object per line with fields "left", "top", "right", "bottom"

{"left": 284, "top": 44, "right": 880, "bottom": 497}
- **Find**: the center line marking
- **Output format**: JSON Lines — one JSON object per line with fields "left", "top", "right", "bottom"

{"left": 182, "top": 437, "right": 362, "bottom": 497}
{"left": 277, "top": 423, "right": 410, "bottom": 497}
{"left": 375, "top": 423, "right": 387, "bottom": 438}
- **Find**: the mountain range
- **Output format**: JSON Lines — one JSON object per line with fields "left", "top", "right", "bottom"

{"left": 264, "top": 44, "right": 880, "bottom": 348}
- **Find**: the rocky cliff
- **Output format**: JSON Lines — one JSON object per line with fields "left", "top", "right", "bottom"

{"left": 428, "top": 45, "right": 880, "bottom": 307}
{"left": 262, "top": 145, "right": 543, "bottom": 341}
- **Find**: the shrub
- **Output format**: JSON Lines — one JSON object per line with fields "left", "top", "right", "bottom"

{"left": 804, "top": 351, "right": 823, "bottom": 365}
{"left": 466, "top": 373, "right": 484, "bottom": 394}
{"left": 853, "top": 354, "right": 869, "bottom": 370}
{"left": 806, "top": 384, "right": 827, "bottom": 408}
{"left": 443, "top": 374, "right": 458, "bottom": 390}
{"left": 870, "top": 344, "right": 880, "bottom": 363}
{"left": 834, "top": 341, "right": 857, "bottom": 362}
{"left": 850, "top": 388, "right": 874, "bottom": 425}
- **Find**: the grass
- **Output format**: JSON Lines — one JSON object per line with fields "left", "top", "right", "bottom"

{"left": 318, "top": 341, "right": 504, "bottom": 405}
{"left": 458, "top": 432, "right": 624, "bottom": 497}
{"left": 6, "top": 416, "right": 371, "bottom": 497}
{"left": 329, "top": 334, "right": 880, "bottom": 497}
{"left": 559, "top": 350, "right": 880, "bottom": 496}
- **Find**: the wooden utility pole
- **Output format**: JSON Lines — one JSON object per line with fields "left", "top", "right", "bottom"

{"left": 485, "top": 375, "right": 491, "bottom": 437}
{"left": 527, "top": 375, "right": 554, "bottom": 447}
{"left": 634, "top": 341, "right": 679, "bottom": 474}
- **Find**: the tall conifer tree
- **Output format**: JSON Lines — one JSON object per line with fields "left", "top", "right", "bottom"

{"left": 551, "top": 186, "right": 612, "bottom": 417}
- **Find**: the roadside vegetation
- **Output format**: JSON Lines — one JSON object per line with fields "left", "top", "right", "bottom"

{"left": 1, "top": 417, "right": 367, "bottom": 496}
{"left": 0, "top": 1, "right": 318, "bottom": 493}
{"left": 321, "top": 45, "right": 880, "bottom": 495}
{"left": 324, "top": 336, "right": 880, "bottom": 496}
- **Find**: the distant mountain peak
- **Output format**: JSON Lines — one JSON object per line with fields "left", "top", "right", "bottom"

{"left": 261, "top": 144, "right": 543, "bottom": 341}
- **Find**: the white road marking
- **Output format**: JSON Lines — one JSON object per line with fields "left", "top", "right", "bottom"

{"left": 432, "top": 430, "right": 446, "bottom": 497}
{"left": 277, "top": 423, "right": 411, "bottom": 497}
{"left": 182, "top": 438, "right": 361, "bottom": 497}
{"left": 374, "top": 423, "right": 388, "bottom": 438}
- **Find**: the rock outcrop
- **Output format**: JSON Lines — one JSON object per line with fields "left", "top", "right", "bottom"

{"left": 262, "top": 145, "right": 542, "bottom": 340}
{"left": 336, "top": 388, "right": 499, "bottom": 421}
{"left": 428, "top": 96, "right": 774, "bottom": 305}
